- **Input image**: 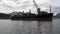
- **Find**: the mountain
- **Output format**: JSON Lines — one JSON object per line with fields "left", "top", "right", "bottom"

{"left": 0, "top": 13, "right": 10, "bottom": 19}
{"left": 54, "top": 13, "right": 60, "bottom": 18}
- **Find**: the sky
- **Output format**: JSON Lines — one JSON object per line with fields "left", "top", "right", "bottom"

{"left": 0, "top": 0, "right": 60, "bottom": 14}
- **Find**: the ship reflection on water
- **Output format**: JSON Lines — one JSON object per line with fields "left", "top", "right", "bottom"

{"left": 37, "top": 21, "right": 52, "bottom": 34}
{"left": 0, "top": 20, "right": 53, "bottom": 34}
{"left": 13, "top": 20, "right": 53, "bottom": 34}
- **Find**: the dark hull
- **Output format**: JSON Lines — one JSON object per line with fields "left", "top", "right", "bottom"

{"left": 10, "top": 13, "right": 53, "bottom": 21}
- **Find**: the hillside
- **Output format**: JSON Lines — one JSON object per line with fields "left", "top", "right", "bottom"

{"left": 54, "top": 13, "right": 60, "bottom": 18}
{"left": 0, "top": 13, "right": 10, "bottom": 19}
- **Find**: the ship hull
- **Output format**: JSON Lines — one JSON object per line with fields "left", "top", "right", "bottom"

{"left": 10, "top": 13, "right": 53, "bottom": 21}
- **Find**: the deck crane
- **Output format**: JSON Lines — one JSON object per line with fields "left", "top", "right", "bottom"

{"left": 33, "top": 0, "right": 41, "bottom": 14}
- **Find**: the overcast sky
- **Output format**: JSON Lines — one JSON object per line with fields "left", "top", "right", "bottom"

{"left": 0, "top": 0, "right": 60, "bottom": 14}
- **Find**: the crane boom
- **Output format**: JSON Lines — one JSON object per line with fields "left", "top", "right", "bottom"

{"left": 33, "top": 0, "right": 41, "bottom": 15}
{"left": 33, "top": 0, "right": 38, "bottom": 8}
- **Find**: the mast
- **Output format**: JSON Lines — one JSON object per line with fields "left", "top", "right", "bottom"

{"left": 29, "top": 10, "right": 31, "bottom": 14}
{"left": 50, "top": 5, "right": 51, "bottom": 13}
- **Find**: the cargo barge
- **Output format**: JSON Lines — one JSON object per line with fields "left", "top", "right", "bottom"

{"left": 10, "top": 0, "right": 53, "bottom": 21}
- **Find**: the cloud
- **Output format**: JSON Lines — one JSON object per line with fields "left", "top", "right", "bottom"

{"left": 0, "top": 0, "right": 60, "bottom": 13}
{"left": 49, "top": 0, "right": 60, "bottom": 7}
{"left": 9, "top": 0, "right": 18, "bottom": 2}
{"left": 52, "top": 7, "right": 60, "bottom": 13}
